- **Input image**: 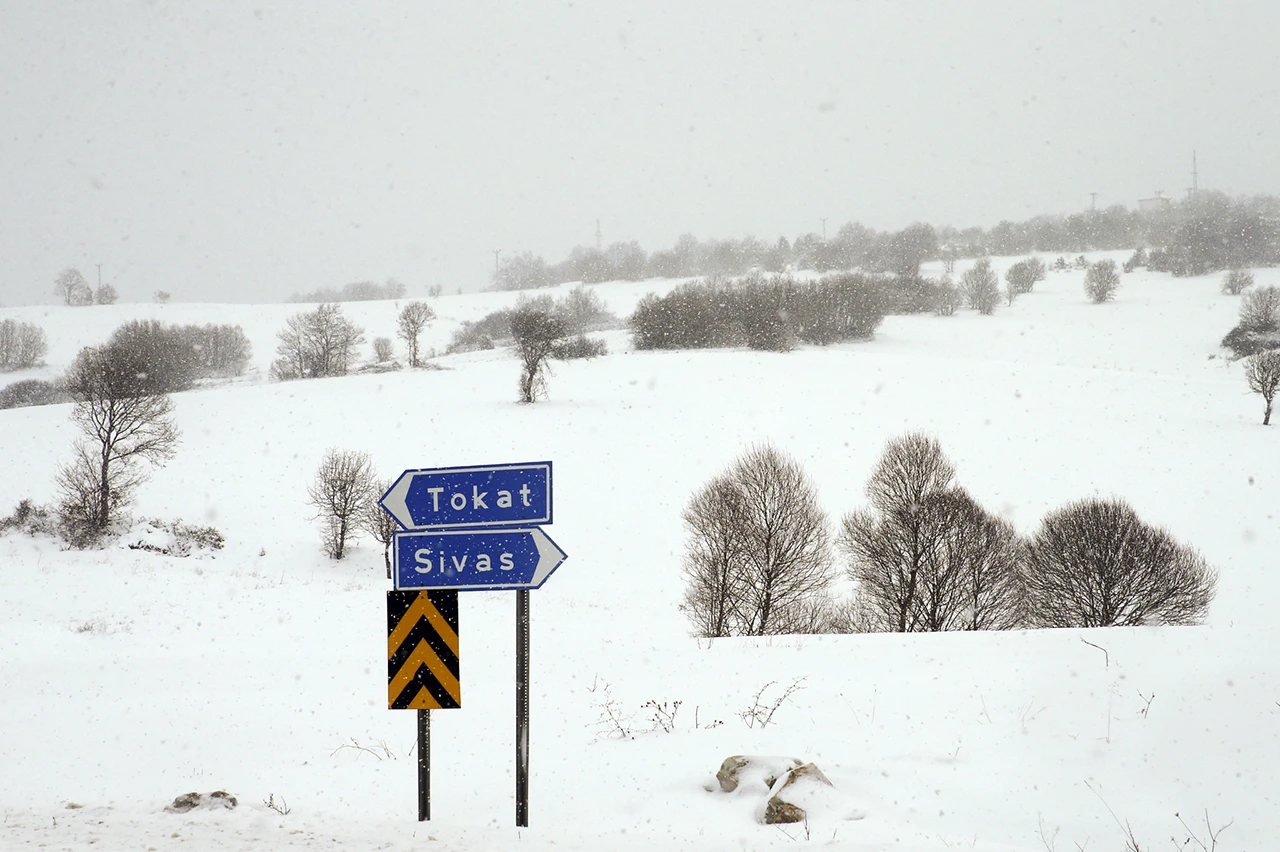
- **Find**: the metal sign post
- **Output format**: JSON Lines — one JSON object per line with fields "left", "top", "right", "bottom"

{"left": 516, "top": 589, "right": 530, "bottom": 827}
{"left": 417, "top": 709, "right": 430, "bottom": 821}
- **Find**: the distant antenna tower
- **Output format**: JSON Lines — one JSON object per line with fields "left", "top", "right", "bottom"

{"left": 595, "top": 219, "right": 602, "bottom": 250}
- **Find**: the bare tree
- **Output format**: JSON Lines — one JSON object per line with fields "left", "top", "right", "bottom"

{"left": 961, "top": 258, "right": 1000, "bottom": 314}
{"left": 0, "top": 319, "right": 48, "bottom": 370}
{"left": 510, "top": 307, "right": 565, "bottom": 403}
{"left": 94, "top": 283, "right": 118, "bottom": 305}
{"left": 54, "top": 268, "right": 92, "bottom": 306}
{"left": 1221, "top": 268, "right": 1253, "bottom": 295}
{"left": 1244, "top": 349, "right": 1280, "bottom": 425}
{"left": 838, "top": 433, "right": 957, "bottom": 632}
{"left": 729, "top": 445, "right": 834, "bottom": 635}
{"left": 396, "top": 301, "right": 436, "bottom": 367}
{"left": 1084, "top": 259, "right": 1121, "bottom": 303}
{"left": 1238, "top": 284, "right": 1280, "bottom": 330}
{"left": 308, "top": 449, "right": 375, "bottom": 559}
{"left": 56, "top": 346, "right": 180, "bottom": 545}
{"left": 680, "top": 474, "right": 750, "bottom": 637}
{"left": 361, "top": 477, "right": 400, "bottom": 577}
{"left": 1023, "top": 498, "right": 1216, "bottom": 627}
{"left": 679, "top": 446, "right": 834, "bottom": 637}
{"left": 372, "top": 337, "right": 394, "bottom": 363}
{"left": 925, "top": 489, "right": 1024, "bottom": 631}
{"left": 270, "top": 304, "right": 365, "bottom": 381}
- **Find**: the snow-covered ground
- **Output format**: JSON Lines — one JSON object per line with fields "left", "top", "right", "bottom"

{"left": 1, "top": 257, "right": 1276, "bottom": 850}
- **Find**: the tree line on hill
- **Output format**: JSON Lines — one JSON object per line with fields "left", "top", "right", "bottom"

{"left": 492, "top": 191, "right": 1280, "bottom": 290}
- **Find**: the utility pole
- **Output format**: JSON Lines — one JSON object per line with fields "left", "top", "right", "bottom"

{"left": 493, "top": 249, "right": 501, "bottom": 271}
{"left": 595, "top": 219, "right": 602, "bottom": 251}
{"left": 96, "top": 263, "right": 102, "bottom": 290}
{"left": 1192, "top": 150, "right": 1199, "bottom": 201}
{"left": 1089, "top": 192, "right": 1097, "bottom": 212}
{"left": 821, "top": 218, "right": 828, "bottom": 241}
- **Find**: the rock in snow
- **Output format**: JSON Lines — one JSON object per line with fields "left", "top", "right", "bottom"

{"left": 715, "top": 754, "right": 803, "bottom": 793}
{"left": 164, "top": 790, "right": 238, "bottom": 813}
{"left": 762, "top": 762, "right": 833, "bottom": 825}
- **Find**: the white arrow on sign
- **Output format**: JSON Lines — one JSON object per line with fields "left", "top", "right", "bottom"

{"left": 382, "top": 474, "right": 415, "bottom": 529}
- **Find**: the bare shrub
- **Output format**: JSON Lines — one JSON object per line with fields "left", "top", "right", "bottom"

{"left": 1005, "top": 256, "right": 1046, "bottom": 297}
{"left": 1238, "top": 284, "right": 1280, "bottom": 331}
{"left": 1023, "top": 497, "right": 1216, "bottom": 627}
{"left": 680, "top": 445, "right": 834, "bottom": 637}
{"left": 961, "top": 258, "right": 1000, "bottom": 314}
{"left": 510, "top": 307, "right": 565, "bottom": 403}
{"left": 0, "top": 319, "right": 49, "bottom": 370}
{"left": 1084, "top": 259, "right": 1121, "bottom": 304}
{"left": 104, "top": 320, "right": 201, "bottom": 394}
{"left": 270, "top": 304, "right": 365, "bottom": 381}
{"left": 94, "top": 284, "right": 118, "bottom": 305}
{"left": 736, "top": 278, "right": 797, "bottom": 351}
{"left": 396, "top": 301, "right": 435, "bottom": 367}
{"left": 308, "top": 449, "right": 375, "bottom": 559}
{"left": 550, "top": 334, "right": 607, "bottom": 360}
{"left": 933, "top": 276, "right": 961, "bottom": 316}
{"left": 1221, "top": 269, "right": 1254, "bottom": 296}
{"left": 791, "top": 274, "right": 888, "bottom": 343}
{"left": 57, "top": 347, "right": 180, "bottom": 546}
{"left": 186, "top": 324, "right": 252, "bottom": 378}
{"left": 556, "top": 285, "right": 612, "bottom": 334}
{"left": 0, "top": 379, "right": 70, "bottom": 409}
{"left": 372, "top": 337, "right": 394, "bottom": 363}
{"left": 1244, "top": 349, "right": 1280, "bottom": 425}
{"left": 361, "top": 478, "right": 399, "bottom": 576}
{"left": 0, "top": 499, "right": 59, "bottom": 538}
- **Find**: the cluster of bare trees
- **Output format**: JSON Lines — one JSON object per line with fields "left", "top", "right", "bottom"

{"left": 53, "top": 268, "right": 116, "bottom": 306}
{"left": 270, "top": 304, "right": 365, "bottom": 381}
{"left": 681, "top": 435, "right": 1217, "bottom": 638}
{"left": 306, "top": 449, "right": 399, "bottom": 570}
{"left": 838, "top": 435, "right": 1022, "bottom": 633}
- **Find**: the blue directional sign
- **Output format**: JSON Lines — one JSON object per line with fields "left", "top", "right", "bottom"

{"left": 381, "top": 462, "right": 551, "bottom": 531}
{"left": 393, "top": 528, "right": 568, "bottom": 592}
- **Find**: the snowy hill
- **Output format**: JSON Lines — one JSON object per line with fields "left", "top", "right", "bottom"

{"left": 0, "top": 258, "right": 1276, "bottom": 851}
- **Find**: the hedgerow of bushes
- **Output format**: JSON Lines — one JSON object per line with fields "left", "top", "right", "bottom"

{"left": 629, "top": 274, "right": 889, "bottom": 352}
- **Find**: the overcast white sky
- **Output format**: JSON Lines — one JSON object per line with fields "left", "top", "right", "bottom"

{"left": 2, "top": 1, "right": 1277, "bottom": 305}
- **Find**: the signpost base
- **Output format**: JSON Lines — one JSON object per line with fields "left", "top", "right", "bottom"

{"left": 516, "top": 589, "right": 530, "bottom": 827}
{"left": 418, "top": 709, "right": 430, "bottom": 821}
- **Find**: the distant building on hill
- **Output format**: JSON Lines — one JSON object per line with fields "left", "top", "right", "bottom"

{"left": 1138, "top": 192, "right": 1172, "bottom": 214}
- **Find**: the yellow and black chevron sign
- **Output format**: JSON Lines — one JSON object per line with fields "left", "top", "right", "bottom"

{"left": 387, "top": 590, "right": 460, "bottom": 710}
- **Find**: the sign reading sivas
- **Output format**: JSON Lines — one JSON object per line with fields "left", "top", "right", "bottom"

{"left": 392, "top": 528, "right": 568, "bottom": 592}
{"left": 380, "top": 462, "right": 551, "bottom": 530}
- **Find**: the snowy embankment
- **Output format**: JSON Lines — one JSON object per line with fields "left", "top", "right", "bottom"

{"left": 0, "top": 258, "right": 1276, "bottom": 850}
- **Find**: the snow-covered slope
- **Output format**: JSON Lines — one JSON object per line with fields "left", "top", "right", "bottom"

{"left": 1, "top": 259, "right": 1276, "bottom": 850}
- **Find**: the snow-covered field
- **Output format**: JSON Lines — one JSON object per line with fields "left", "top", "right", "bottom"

{"left": 1, "top": 256, "right": 1277, "bottom": 851}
